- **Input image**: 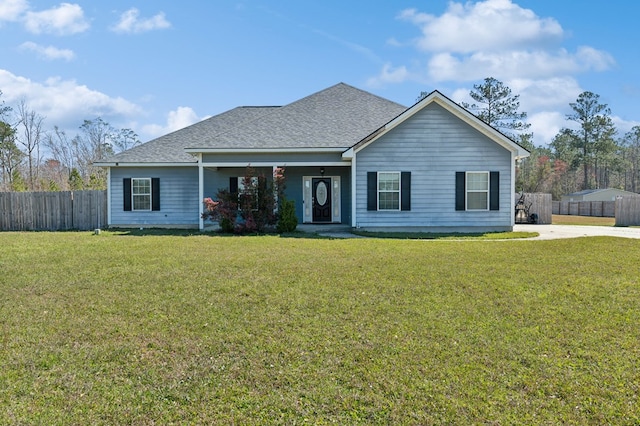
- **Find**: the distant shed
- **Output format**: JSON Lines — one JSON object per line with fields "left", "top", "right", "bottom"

{"left": 561, "top": 188, "right": 639, "bottom": 202}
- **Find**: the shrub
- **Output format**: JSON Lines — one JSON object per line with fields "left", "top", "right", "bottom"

{"left": 277, "top": 198, "right": 298, "bottom": 233}
{"left": 202, "top": 190, "right": 238, "bottom": 233}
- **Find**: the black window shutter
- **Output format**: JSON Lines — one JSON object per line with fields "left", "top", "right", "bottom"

{"left": 367, "top": 172, "right": 377, "bottom": 211}
{"left": 123, "top": 178, "right": 132, "bottom": 211}
{"left": 230, "top": 177, "right": 238, "bottom": 193}
{"left": 490, "top": 171, "right": 500, "bottom": 211}
{"left": 455, "top": 172, "right": 465, "bottom": 211}
{"left": 401, "top": 172, "right": 411, "bottom": 211}
{"left": 151, "top": 178, "right": 160, "bottom": 211}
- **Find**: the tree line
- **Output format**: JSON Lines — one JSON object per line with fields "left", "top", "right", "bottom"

{"left": 0, "top": 90, "right": 140, "bottom": 192}
{"left": 424, "top": 77, "right": 640, "bottom": 200}
{"left": 3, "top": 80, "right": 639, "bottom": 199}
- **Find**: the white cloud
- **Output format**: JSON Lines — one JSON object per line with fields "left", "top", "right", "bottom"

{"left": 427, "top": 48, "right": 614, "bottom": 82}
{"left": 575, "top": 46, "right": 615, "bottom": 72}
{"left": 0, "top": 0, "right": 28, "bottom": 22}
{"left": 19, "top": 41, "right": 75, "bottom": 61}
{"left": 110, "top": 8, "right": 171, "bottom": 34}
{"left": 0, "top": 69, "right": 141, "bottom": 129}
{"left": 23, "top": 2, "right": 89, "bottom": 35}
{"left": 374, "top": 0, "right": 614, "bottom": 86}
{"left": 398, "top": 0, "right": 563, "bottom": 54}
{"left": 142, "top": 106, "right": 200, "bottom": 138}
{"left": 366, "top": 63, "right": 410, "bottom": 87}
{"left": 508, "top": 77, "right": 583, "bottom": 112}
{"left": 528, "top": 111, "right": 567, "bottom": 145}
{"left": 613, "top": 116, "right": 640, "bottom": 138}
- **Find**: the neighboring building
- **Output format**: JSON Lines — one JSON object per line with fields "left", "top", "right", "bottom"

{"left": 95, "top": 83, "right": 529, "bottom": 232}
{"left": 561, "top": 188, "right": 639, "bottom": 203}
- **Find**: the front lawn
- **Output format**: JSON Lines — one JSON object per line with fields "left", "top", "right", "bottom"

{"left": 1, "top": 232, "right": 638, "bottom": 424}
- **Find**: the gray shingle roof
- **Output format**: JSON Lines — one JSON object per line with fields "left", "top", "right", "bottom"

{"left": 99, "top": 106, "right": 278, "bottom": 164}
{"left": 98, "top": 83, "right": 407, "bottom": 164}
{"left": 566, "top": 189, "right": 605, "bottom": 197}
{"left": 188, "top": 83, "right": 407, "bottom": 150}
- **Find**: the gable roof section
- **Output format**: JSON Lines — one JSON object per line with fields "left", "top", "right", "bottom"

{"left": 566, "top": 189, "right": 605, "bottom": 197}
{"left": 184, "top": 83, "right": 407, "bottom": 152}
{"left": 345, "top": 90, "right": 530, "bottom": 159}
{"left": 96, "top": 106, "right": 279, "bottom": 165}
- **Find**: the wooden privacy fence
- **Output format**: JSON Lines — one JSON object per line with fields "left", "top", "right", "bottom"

{"left": 0, "top": 190, "right": 107, "bottom": 231}
{"left": 615, "top": 196, "right": 640, "bottom": 226}
{"left": 553, "top": 201, "right": 616, "bottom": 217}
{"left": 514, "top": 193, "right": 552, "bottom": 224}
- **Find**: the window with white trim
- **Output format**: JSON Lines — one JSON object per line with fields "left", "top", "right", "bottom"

{"left": 466, "top": 172, "right": 489, "bottom": 210}
{"left": 132, "top": 178, "right": 151, "bottom": 211}
{"left": 378, "top": 172, "right": 400, "bottom": 210}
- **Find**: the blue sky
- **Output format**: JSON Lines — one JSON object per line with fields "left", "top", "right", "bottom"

{"left": 1, "top": 0, "right": 638, "bottom": 147}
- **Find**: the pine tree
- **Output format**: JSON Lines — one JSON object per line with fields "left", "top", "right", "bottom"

{"left": 461, "top": 77, "right": 532, "bottom": 142}
{"left": 565, "top": 91, "right": 617, "bottom": 190}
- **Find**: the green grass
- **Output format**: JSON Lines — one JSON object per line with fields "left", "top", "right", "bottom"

{"left": 1, "top": 232, "right": 639, "bottom": 424}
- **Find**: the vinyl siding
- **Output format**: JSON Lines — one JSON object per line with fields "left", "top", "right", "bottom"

{"left": 110, "top": 167, "right": 199, "bottom": 226}
{"left": 355, "top": 103, "right": 513, "bottom": 229}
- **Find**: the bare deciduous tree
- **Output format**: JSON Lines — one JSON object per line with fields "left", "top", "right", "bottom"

{"left": 15, "top": 99, "right": 45, "bottom": 190}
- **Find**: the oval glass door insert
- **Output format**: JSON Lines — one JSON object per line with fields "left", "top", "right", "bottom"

{"left": 316, "top": 181, "right": 328, "bottom": 206}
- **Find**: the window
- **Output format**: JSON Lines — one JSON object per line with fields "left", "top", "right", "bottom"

{"left": 123, "top": 178, "right": 160, "bottom": 212}
{"left": 466, "top": 172, "right": 489, "bottom": 210}
{"left": 132, "top": 178, "right": 151, "bottom": 210}
{"left": 378, "top": 172, "right": 400, "bottom": 210}
{"left": 455, "top": 171, "right": 499, "bottom": 211}
{"left": 367, "top": 171, "right": 411, "bottom": 211}
{"left": 231, "top": 176, "right": 259, "bottom": 210}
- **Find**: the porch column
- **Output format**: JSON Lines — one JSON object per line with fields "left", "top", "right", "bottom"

{"left": 198, "top": 154, "right": 204, "bottom": 230}
{"left": 106, "top": 167, "right": 112, "bottom": 227}
{"left": 512, "top": 151, "right": 518, "bottom": 227}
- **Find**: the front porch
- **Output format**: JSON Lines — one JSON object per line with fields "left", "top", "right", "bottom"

{"left": 198, "top": 162, "right": 352, "bottom": 230}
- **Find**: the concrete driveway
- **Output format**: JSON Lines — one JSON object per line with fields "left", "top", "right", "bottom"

{"left": 313, "top": 224, "right": 640, "bottom": 240}
{"left": 514, "top": 224, "right": 640, "bottom": 240}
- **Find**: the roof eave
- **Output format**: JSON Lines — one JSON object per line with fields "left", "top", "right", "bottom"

{"left": 185, "top": 147, "right": 348, "bottom": 154}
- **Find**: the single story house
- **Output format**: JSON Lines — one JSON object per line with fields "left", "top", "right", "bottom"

{"left": 95, "top": 83, "right": 529, "bottom": 232}
{"left": 561, "top": 188, "right": 639, "bottom": 202}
